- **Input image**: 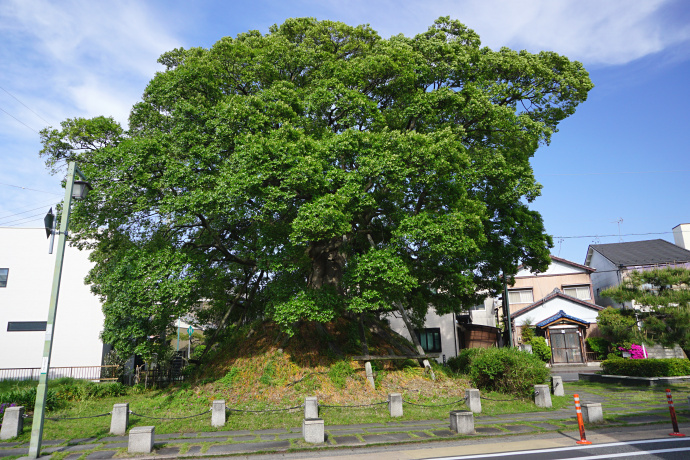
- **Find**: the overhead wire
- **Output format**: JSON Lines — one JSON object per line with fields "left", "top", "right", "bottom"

{"left": 0, "top": 85, "right": 52, "bottom": 125}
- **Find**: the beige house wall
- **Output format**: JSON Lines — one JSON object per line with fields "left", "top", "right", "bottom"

{"left": 509, "top": 272, "right": 594, "bottom": 315}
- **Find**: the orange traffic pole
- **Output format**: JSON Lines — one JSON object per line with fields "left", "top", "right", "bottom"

{"left": 666, "top": 389, "right": 685, "bottom": 437}
{"left": 574, "top": 394, "right": 592, "bottom": 445}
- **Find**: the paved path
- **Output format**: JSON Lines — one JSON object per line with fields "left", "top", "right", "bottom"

{"left": 1, "top": 385, "right": 688, "bottom": 459}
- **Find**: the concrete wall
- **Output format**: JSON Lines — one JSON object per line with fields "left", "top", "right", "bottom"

{"left": 0, "top": 228, "right": 105, "bottom": 370}
{"left": 387, "top": 309, "right": 459, "bottom": 363}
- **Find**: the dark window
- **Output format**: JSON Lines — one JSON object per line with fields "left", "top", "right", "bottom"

{"left": 415, "top": 328, "right": 442, "bottom": 353}
{"left": 0, "top": 268, "right": 8, "bottom": 287}
{"left": 7, "top": 322, "right": 47, "bottom": 332}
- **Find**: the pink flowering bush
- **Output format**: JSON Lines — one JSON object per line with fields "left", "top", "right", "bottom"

{"left": 618, "top": 343, "right": 646, "bottom": 359}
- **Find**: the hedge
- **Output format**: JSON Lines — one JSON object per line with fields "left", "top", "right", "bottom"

{"left": 602, "top": 357, "right": 690, "bottom": 377}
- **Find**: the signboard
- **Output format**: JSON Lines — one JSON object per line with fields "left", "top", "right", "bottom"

{"left": 187, "top": 326, "right": 194, "bottom": 336}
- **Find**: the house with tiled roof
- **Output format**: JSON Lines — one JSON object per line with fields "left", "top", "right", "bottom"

{"left": 585, "top": 238, "right": 690, "bottom": 309}
{"left": 506, "top": 256, "right": 604, "bottom": 364}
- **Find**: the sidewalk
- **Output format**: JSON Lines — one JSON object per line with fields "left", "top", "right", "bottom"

{"left": 1, "top": 385, "right": 687, "bottom": 459}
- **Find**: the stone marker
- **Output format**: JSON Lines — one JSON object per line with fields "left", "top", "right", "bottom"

{"left": 0, "top": 406, "right": 24, "bottom": 440}
{"left": 304, "top": 396, "right": 318, "bottom": 419}
{"left": 551, "top": 376, "right": 564, "bottom": 396}
{"left": 303, "top": 418, "right": 325, "bottom": 443}
{"left": 110, "top": 403, "right": 129, "bottom": 436}
{"left": 466, "top": 388, "right": 481, "bottom": 413}
{"left": 534, "top": 384, "right": 552, "bottom": 408}
{"left": 128, "top": 426, "right": 155, "bottom": 453}
{"left": 388, "top": 393, "right": 403, "bottom": 417}
{"left": 365, "top": 362, "right": 376, "bottom": 389}
{"left": 450, "top": 410, "right": 474, "bottom": 434}
{"left": 212, "top": 400, "right": 225, "bottom": 427}
{"left": 582, "top": 402, "right": 604, "bottom": 424}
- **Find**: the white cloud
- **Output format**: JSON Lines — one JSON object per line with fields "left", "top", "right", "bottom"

{"left": 316, "top": 0, "right": 690, "bottom": 65}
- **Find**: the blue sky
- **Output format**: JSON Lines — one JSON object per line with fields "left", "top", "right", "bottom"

{"left": 1, "top": 0, "right": 688, "bottom": 264}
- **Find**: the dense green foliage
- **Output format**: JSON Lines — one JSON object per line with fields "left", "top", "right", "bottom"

{"left": 586, "top": 337, "right": 611, "bottom": 360}
{"left": 602, "top": 357, "right": 690, "bottom": 377}
{"left": 601, "top": 268, "right": 690, "bottom": 354}
{"left": 0, "top": 386, "right": 58, "bottom": 411}
{"left": 449, "top": 347, "right": 549, "bottom": 396}
{"left": 596, "top": 307, "right": 640, "bottom": 344}
{"left": 39, "top": 17, "right": 592, "bottom": 358}
{"left": 530, "top": 336, "right": 551, "bottom": 362}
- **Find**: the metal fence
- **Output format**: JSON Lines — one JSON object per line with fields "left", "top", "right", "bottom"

{"left": 585, "top": 352, "right": 601, "bottom": 362}
{"left": 0, "top": 365, "right": 120, "bottom": 382}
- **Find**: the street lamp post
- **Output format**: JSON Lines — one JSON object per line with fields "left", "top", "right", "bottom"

{"left": 28, "top": 161, "right": 90, "bottom": 459}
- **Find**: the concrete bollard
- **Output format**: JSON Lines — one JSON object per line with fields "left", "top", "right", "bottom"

{"left": 128, "top": 426, "right": 155, "bottom": 453}
{"left": 388, "top": 393, "right": 403, "bottom": 417}
{"left": 551, "top": 376, "right": 564, "bottom": 396}
{"left": 466, "top": 389, "right": 481, "bottom": 413}
{"left": 687, "top": 395, "right": 690, "bottom": 411}
{"left": 582, "top": 402, "right": 604, "bottom": 424}
{"left": 110, "top": 403, "right": 129, "bottom": 436}
{"left": 212, "top": 400, "right": 226, "bottom": 427}
{"left": 0, "top": 406, "right": 24, "bottom": 440}
{"left": 302, "top": 418, "right": 325, "bottom": 443}
{"left": 365, "top": 361, "right": 376, "bottom": 389}
{"left": 534, "top": 385, "right": 552, "bottom": 408}
{"left": 304, "top": 397, "right": 318, "bottom": 419}
{"left": 450, "top": 410, "right": 475, "bottom": 434}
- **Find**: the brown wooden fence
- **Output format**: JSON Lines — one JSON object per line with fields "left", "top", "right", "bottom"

{"left": 0, "top": 365, "right": 121, "bottom": 382}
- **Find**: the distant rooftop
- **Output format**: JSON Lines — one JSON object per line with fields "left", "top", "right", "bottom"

{"left": 587, "top": 239, "right": 690, "bottom": 267}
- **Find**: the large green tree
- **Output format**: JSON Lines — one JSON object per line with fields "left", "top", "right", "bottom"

{"left": 40, "top": 17, "right": 593, "bottom": 358}
{"left": 601, "top": 267, "right": 690, "bottom": 354}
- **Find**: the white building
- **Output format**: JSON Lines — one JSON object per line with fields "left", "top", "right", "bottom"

{"left": 0, "top": 228, "right": 105, "bottom": 372}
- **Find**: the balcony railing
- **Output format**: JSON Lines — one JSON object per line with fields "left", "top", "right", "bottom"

{"left": 0, "top": 365, "right": 120, "bottom": 382}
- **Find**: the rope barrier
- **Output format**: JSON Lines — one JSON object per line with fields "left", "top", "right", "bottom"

{"left": 129, "top": 409, "right": 210, "bottom": 420}
{"left": 402, "top": 396, "right": 467, "bottom": 407}
{"left": 479, "top": 395, "right": 523, "bottom": 402}
{"left": 319, "top": 401, "right": 388, "bottom": 408}
{"left": 226, "top": 403, "right": 303, "bottom": 413}
{"left": 46, "top": 412, "right": 111, "bottom": 421}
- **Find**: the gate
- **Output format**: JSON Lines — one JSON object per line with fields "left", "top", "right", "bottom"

{"left": 550, "top": 328, "right": 583, "bottom": 364}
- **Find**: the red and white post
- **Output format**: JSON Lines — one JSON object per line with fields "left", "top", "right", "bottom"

{"left": 666, "top": 389, "right": 685, "bottom": 437}
{"left": 574, "top": 394, "right": 592, "bottom": 445}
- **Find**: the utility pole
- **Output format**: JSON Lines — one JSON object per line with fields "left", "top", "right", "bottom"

{"left": 503, "top": 271, "right": 513, "bottom": 348}
{"left": 28, "top": 162, "right": 90, "bottom": 459}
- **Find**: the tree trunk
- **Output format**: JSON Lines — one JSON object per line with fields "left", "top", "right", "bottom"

{"left": 395, "top": 302, "right": 435, "bottom": 380}
{"left": 307, "top": 236, "right": 347, "bottom": 292}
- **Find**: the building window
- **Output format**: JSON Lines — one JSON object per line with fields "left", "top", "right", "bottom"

{"left": 7, "top": 321, "right": 47, "bottom": 332}
{"left": 563, "top": 285, "right": 591, "bottom": 300}
{"left": 415, "top": 328, "right": 442, "bottom": 353}
{"left": 470, "top": 303, "right": 485, "bottom": 311}
{"left": 508, "top": 289, "right": 534, "bottom": 304}
{"left": 0, "top": 268, "right": 8, "bottom": 287}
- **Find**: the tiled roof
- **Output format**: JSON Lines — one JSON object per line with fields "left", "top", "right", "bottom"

{"left": 588, "top": 239, "right": 690, "bottom": 267}
{"left": 536, "top": 310, "right": 590, "bottom": 327}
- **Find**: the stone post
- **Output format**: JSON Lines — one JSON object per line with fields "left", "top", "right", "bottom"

{"left": 582, "top": 402, "right": 604, "bottom": 424}
{"left": 302, "top": 418, "right": 325, "bottom": 443}
{"left": 0, "top": 406, "right": 24, "bottom": 440}
{"left": 551, "top": 376, "right": 564, "bottom": 396}
{"left": 212, "top": 400, "right": 226, "bottom": 427}
{"left": 534, "top": 384, "right": 552, "bottom": 408}
{"left": 450, "top": 410, "right": 474, "bottom": 434}
{"left": 388, "top": 393, "right": 403, "bottom": 417}
{"left": 304, "top": 396, "right": 318, "bottom": 419}
{"left": 365, "top": 361, "right": 376, "bottom": 389}
{"left": 128, "top": 426, "right": 155, "bottom": 453}
{"left": 110, "top": 403, "right": 129, "bottom": 436}
{"left": 466, "top": 388, "right": 482, "bottom": 413}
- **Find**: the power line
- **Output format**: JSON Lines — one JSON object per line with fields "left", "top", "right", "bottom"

{"left": 0, "top": 211, "right": 47, "bottom": 226}
{"left": 0, "top": 202, "right": 57, "bottom": 220}
{"left": 0, "top": 85, "right": 51, "bottom": 125}
{"left": 553, "top": 231, "right": 673, "bottom": 239}
{"left": 0, "top": 106, "right": 39, "bottom": 133}
{"left": 0, "top": 182, "right": 63, "bottom": 195}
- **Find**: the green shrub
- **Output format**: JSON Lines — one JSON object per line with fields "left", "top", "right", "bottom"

{"left": 464, "top": 347, "right": 550, "bottom": 397}
{"left": 531, "top": 337, "right": 551, "bottom": 362}
{"left": 446, "top": 348, "right": 483, "bottom": 374}
{"left": 0, "top": 386, "right": 58, "bottom": 411}
{"left": 602, "top": 358, "right": 690, "bottom": 377}
{"left": 328, "top": 360, "right": 354, "bottom": 389}
{"left": 586, "top": 337, "right": 610, "bottom": 360}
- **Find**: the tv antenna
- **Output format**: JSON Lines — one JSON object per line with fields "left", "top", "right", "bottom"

{"left": 612, "top": 218, "right": 624, "bottom": 242}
